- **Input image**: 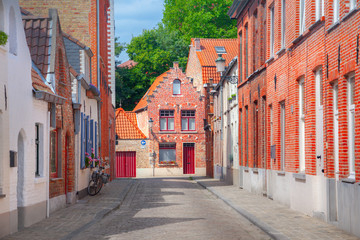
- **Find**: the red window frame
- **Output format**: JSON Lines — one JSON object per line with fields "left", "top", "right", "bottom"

{"left": 173, "top": 79, "right": 181, "bottom": 95}
{"left": 50, "top": 129, "right": 58, "bottom": 178}
{"left": 159, "top": 143, "right": 176, "bottom": 164}
{"left": 181, "top": 110, "right": 195, "bottom": 131}
{"left": 160, "top": 110, "right": 175, "bottom": 131}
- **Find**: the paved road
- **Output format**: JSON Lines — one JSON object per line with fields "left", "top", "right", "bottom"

{"left": 4, "top": 178, "right": 270, "bottom": 240}
{"left": 73, "top": 178, "right": 270, "bottom": 240}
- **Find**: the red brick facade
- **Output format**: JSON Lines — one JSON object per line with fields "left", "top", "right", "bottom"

{"left": 135, "top": 63, "right": 206, "bottom": 174}
{"left": 230, "top": 0, "right": 360, "bottom": 235}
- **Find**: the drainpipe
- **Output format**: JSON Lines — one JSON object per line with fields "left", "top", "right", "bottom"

{"left": 220, "top": 85, "right": 224, "bottom": 179}
{"left": 96, "top": 0, "right": 102, "bottom": 159}
{"left": 46, "top": 111, "right": 50, "bottom": 218}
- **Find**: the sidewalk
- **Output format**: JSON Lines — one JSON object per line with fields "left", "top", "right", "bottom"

{"left": 194, "top": 177, "right": 359, "bottom": 240}
{"left": 3, "top": 179, "right": 135, "bottom": 240}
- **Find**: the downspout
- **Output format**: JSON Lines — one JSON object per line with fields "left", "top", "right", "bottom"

{"left": 220, "top": 85, "right": 224, "bottom": 180}
{"left": 46, "top": 110, "right": 50, "bottom": 218}
{"left": 97, "top": 0, "right": 102, "bottom": 159}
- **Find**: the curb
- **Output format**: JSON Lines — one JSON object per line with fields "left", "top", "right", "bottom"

{"left": 195, "top": 180, "right": 290, "bottom": 240}
{"left": 61, "top": 179, "right": 136, "bottom": 240}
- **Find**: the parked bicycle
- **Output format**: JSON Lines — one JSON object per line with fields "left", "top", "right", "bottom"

{"left": 87, "top": 166, "right": 110, "bottom": 196}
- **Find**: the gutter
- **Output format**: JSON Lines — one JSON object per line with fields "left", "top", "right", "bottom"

{"left": 97, "top": 0, "right": 101, "bottom": 159}
{"left": 33, "top": 89, "right": 66, "bottom": 104}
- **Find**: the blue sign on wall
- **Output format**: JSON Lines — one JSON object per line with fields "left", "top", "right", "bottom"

{"left": 141, "top": 140, "right": 146, "bottom": 146}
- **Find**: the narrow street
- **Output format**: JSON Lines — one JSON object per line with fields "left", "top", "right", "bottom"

{"left": 4, "top": 178, "right": 269, "bottom": 240}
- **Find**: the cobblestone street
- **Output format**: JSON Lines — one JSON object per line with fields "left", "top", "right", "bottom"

{"left": 4, "top": 178, "right": 269, "bottom": 240}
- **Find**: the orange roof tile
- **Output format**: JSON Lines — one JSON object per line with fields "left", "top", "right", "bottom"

{"left": 133, "top": 70, "right": 170, "bottom": 112}
{"left": 31, "top": 67, "right": 54, "bottom": 94}
{"left": 117, "top": 60, "right": 138, "bottom": 69}
{"left": 191, "top": 38, "right": 238, "bottom": 84}
{"left": 115, "top": 108, "right": 146, "bottom": 139}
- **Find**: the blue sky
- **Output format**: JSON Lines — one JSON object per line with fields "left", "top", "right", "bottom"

{"left": 114, "top": 0, "right": 164, "bottom": 63}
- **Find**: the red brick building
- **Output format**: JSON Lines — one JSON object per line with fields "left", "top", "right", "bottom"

{"left": 133, "top": 62, "right": 206, "bottom": 177}
{"left": 186, "top": 38, "right": 238, "bottom": 177}
{"left": 23, "top": 9, "right": 76, "bottom": 211}
{"left": 20, "top": 0, "right": 116, "bottom": 180}
{"left": 229, "top": 0, "right": 360, "bottom": 237}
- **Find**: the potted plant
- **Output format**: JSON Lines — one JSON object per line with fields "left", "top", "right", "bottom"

{"left": 0, "top": 31, "right": 8, "bottom": 46}
{"left": 228, "top": 97, "right": 232, "bottom": 102}
{"left": 231, "top": 94, "right": 236, "bottom": 100}
{"left": 85, "top": 148, "right": 101, "bottom": 168}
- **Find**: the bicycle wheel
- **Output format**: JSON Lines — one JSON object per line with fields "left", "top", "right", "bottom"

{"left": 95, "top": 177, "right": 103, "bottom": 195}
{"left": 87, "top": 179, "right": 98, "bottom": 196}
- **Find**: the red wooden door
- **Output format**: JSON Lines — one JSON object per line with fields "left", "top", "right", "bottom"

{"left": 183, "top": 143, "right": 195, "bottom": 174}
{"left": 116, "top": 152, "right": 136, "bottom": 178}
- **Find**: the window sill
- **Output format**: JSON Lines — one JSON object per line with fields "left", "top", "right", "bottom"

{"left": 50, "top": 178, "right": 63, "bottom": 182}
{"left": 159, "top": 163, "right": 178, "bottom": 167}
{"left": 277, "top": 171, "right": 286, "bottom": 176}
{"left": 34, "top": 177, "right": 47, "bottom": 184}
{"left": 181, "top": 131, "right": 198, "bottom": 134}
{"left": 159, "top": 131, "right": 176, "bottom": 134}
{"left": 265, "top": 57, "right": 274, "bottom": 64}
{"left": 292, "top": 34, "right": 304, "bottom": 45}
{"left": 293, "top": 173, "right": 306, "bottom": 181}
{"left": 327, "top": 21, "right": 340, "bottom": 33}
{"left": 276, "top": 48, "right": 286, "bottom": 56}
{"left": 342, "top": 177, "right": 356, "bottom": 184}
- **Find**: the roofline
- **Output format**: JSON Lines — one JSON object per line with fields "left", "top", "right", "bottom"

{"left": 63, "top": 32, "right": 94, "bottom": 57}
{"left": 215, "top": 57, "right": 238, "bottom": 91}
{"left": 232, "top": 0, "right": 251, "bottom": 19}
{"left": 33, "top": 89, "right": 66, "bottom": 104}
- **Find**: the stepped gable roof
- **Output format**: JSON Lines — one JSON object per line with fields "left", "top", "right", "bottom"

{"left": 191, "top": 38, "right": 238, "bottom": 84}
{"left": 133, "top": 70, "right": 170, "bottom": 112}
{"left": 23, "top": 16, "right": 51, "bottom": 78}
{"left": 115, "top": 108, "right": 146, "bottom": 139}
{"left": 117, "top": 60, "right": 138, "bottom": 69}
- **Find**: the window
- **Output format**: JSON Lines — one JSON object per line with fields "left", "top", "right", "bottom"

{"left": 173, "top": 80, "right": 181, "bottom": 95}
{"left": 270, "top": 105, "right": 273, "bottom": 147}
{"left": 0, "top": 0, "right": 4, "bottom": 32}
{"left": 347, "top": 75, "right": 355, "bottom": 178}
{"left": 254, "top": 102, "right": 258, "bottom": 168}
{"left": 245, "top": 24, "right": 249, "bottom": 78}
{"left": 299, "top": 0, "right": 305, "bottom": 34}
{"left": 160, "top": 110, "right": 174, "bottom": 131}
{"left": 245, "top": 106, "right": 249, "bottom": 167}
{"left": 253, "top": 12, "right": 258, "bottom": 72}
{"left": 280, "top": 102, "right": 285, "bottom": 171}
{"left": 239, "top": 32, "right": 243, "bottom": 82}
{"left": 50, "top": 129, "right": 58, "bottom": 177}
{"left": 316, "top": 0, "right": 324, "bottom": 21}
{"left": 281, "top": 0, "right": 286, "bottom": 48}
{"left": 333, "top": 0, "right": 339, "bottom": 23}
{"left": 181, "top": 110, "right": 195, "bottom": 131}
{"left": 35, "top": 124, "right": 44, "bottom": 177}
{"left": 240, "top": 108, "right": 243, "bottom": 165}
{"left": 9, "top": 7, "right": 17, "bottom": 55}
{"left": 270, "top": 6, "right": 275, "bottom": 57}
{"left": 350, "top": 0, "right": 357, "bottom": 11}
{"left": 333, "top": 83, "right": 339, "bottom": 177}
{"left": 316, "top": 70, "right": 323, "bottom": 107}
{"left": 159, "top": 143, "right": 176, "bottom": 164}
{"left": 299, "top": 79, "right": 305, "bottom": 172}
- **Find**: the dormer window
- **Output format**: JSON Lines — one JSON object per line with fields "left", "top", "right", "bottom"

{"left": 173, "top": 79, "right": 181, "bottom": 95}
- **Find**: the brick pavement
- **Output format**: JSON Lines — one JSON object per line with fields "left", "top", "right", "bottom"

{"left": 195, "top": 177, "right": 360, "bottom": 240}
{"left": 3, "top": 179, "right": 135, "bottom": 240}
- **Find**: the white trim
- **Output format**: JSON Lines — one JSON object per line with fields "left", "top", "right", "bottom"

{"left": 347, "top": 75, "right": 356, "bottom": 178}
{"left": 299, "top": 79, "right": 305, "bottom": 172}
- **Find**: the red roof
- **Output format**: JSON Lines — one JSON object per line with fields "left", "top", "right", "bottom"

{"left": 133, "top": 70, "right": 170, "bottom": 112}
{"left": 23, "top": 17, "right": 51, "bottom": 79}
{"left": 115, "top": 108, "right": 146, "bottom": 139}
{"left": 191, "top": 38, "right": 238, "bottom": 84}
{"left": 117, "top": 60, "right": 138, "bottom": 69}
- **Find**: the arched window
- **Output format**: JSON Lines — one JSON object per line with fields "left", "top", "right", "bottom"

{"left": 9, "top": 7, "right": 17, "bottom": 55}
{"left": 0, "top": 1, "right": 4, "bottom": 32}
{"left": 173, "top": 79, "right": 180, "bottom": 95}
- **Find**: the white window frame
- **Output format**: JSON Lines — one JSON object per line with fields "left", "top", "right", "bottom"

{"left": 333, "top": 0, "right": 340, "bottom": 23}
{"left": 350, "top": 0, "right": 357, "bottom": 11}
{"left": 173, "top": 79, "right": 181, "bottom": 95}
{"left": 280, "top": 102, "right": 286, "bottom": 171}
{"left": 347, "top": 75, "right": 356, "bottom": 179}
{"left": 333, "top": 83, "right": 339, "bottom": 179}
{"left": 316, "top": 0, "right": 325, "bottom": 21}
{"left": 281, "top": 0, "right": 286, "bottom": 48}
{"left": 270, "top": 5, "right": 275, "bottom": 57}
{"left": 299, "top": 0, "right": 306, "bottom": 34}
{"left": 299, "top": 79, "right": 305, "bottom": 172}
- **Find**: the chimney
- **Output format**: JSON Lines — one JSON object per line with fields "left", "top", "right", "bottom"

{"left": 173, "top": 62, "right": 179, "bottom": 69}
{"left": 195, "top": 38, "right": 201, "bottom": 51}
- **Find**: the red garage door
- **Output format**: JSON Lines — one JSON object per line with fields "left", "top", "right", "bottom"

{"left": 183, "top": 143, "right": 195, "bottom": 174}
{"left": 116, "top": 152, "right": 136, "bottom": 178}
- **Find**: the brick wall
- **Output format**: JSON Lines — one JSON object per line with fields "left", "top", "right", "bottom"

{"left": 116, "top": 140, "right": 150, "bottom": 169}
{"left": 146, "top": 63, "right": 206, "bottom": 170}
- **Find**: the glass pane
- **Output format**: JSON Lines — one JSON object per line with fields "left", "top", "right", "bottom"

{"left": 168, "top": 118, "right": 174, "bottom": 130}
{"left": 159, "top": 149, "right": 176, "bottom": 162}
{"left": 350, "top": 77, "right": 355, "bottom": 105}
{"left": 181, "top": 118, "right": 188, "bottom": 130}
{"left": 50, "top": 131, "right": 56, "bottom": 173}
{"left": 334, "top": 84, "right": 338, "bottom": 110}
{"left": 173, "top": 80, "right": 181, "bottom": 95}
{"left": 160, "top": 118, "right": 167, "bottom": 130}
{"left": 189, "top": 118, "right": 195, "bottom": 130}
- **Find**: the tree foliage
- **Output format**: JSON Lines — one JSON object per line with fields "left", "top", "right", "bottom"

{"left": 115, "top": 0, "right": 237, "bottom": 110}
